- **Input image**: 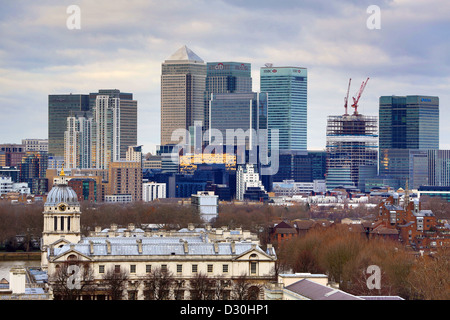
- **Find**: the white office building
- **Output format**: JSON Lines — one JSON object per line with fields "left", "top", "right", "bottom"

{"left": 236, "top": 164, "right": 266, "bottom": 201}
{"left": 142, "top": 182, "right": 166, "bottom": 202}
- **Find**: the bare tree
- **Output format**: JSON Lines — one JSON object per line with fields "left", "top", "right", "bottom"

{"left": 49, "top": 260, "right": 95, "bottom": 300}
{"left": 189, "top": 273, "right": 215, "bottom": 300}
{"left": 102, "top": 266, "right": 129, "bottom": 300}
{"left": 143, "top": 267, "right": 175, "bottom": 300}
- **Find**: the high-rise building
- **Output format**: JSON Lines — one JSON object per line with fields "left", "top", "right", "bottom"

{"left": 260, "top": 66, "right": 307, "bottom": 151}
{"left": 64, "top": 111, "right": 93, "bottom": 169}
{"left": 205, "top": 62, "right": 252, "bottom": 129}
{"left": 48, "top": 94, "right": 90, "bottom": 157}
{"left": 326, "top": 114, "right": 378, "bottom": 190}
{"left": 107, "top": 161, "right": 142, "bottom": 202}
{"left": 209, "top": 92, "right": 268, "bottom": 150}
{"left": 378, "top": 95, "right": 439, "bottom": 188}
{"left": 89, "top": 89, "right": 138, "bottom": 161}
{"left": 160, "top": 46, "right": 206, "bottom": 146}
{"left": 379, "top": 95, "right": 439, "bottom": 150}
{"left": 92, "top": 95, "right": 120, "bottom": 170}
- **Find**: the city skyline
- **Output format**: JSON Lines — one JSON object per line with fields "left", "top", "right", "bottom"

{"left": 1, "top": 1, "right": 449, "bottom": 154}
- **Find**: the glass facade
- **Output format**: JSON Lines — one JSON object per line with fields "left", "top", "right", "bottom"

{"left": 209, "top": 92, "right": 268, "bottom": 150}
{"left": 260, "top": 67, "right": 307, "bottom": 151}
{"left": 48, "top": 94, "right": 90, "bottom": 157}
{"left": 379, "top": 95, "right": 439, "bottom": 150}
{"left": 205, "top": 62, "right": 252, "bottom": 131}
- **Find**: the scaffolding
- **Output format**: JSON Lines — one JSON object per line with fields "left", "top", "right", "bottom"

{"left": 326, "top": 114, "right": 378, "bottom": 188}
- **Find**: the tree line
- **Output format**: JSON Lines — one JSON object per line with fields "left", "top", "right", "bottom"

{"left": 275, "top": 223, "right": 449, "bottom": 300}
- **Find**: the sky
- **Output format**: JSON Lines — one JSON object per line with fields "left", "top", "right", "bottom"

{"left": 1, "top": 0, "right": 449, "bottom": 154}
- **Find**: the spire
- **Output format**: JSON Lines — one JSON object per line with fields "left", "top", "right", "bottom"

{"left": 60, "top": 165, "right": 65, "bottom": 177}
{"left": 166, "top": 45, "right": 203, "bottom": 62}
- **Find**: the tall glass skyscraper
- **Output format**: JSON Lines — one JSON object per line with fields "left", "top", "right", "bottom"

{"left": 209, "top": 92, "right": 268, "bottom": 150}
{"left": 161, "top": 46, "right": 206, "bottom": 146}
{"left": 378, "top": 95, "right": 439, "bottom": 188}
{"left": 48, "top": 94, "right": 90, "bottom": 157}
{"left": 205, "top": 62, "right": 252, "bottom": 130}
{"left": 260, "top": 66, "right": 307, "bottom": 151}
{"left": 379, "top": 95, "right": 439, "bottom": 150}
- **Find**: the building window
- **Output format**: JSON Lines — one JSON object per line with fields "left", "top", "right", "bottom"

{"left": 207, "top": 264, "right": 213, "bottom": 273}
{"left": 146, "top": 265, "right": 152, "bottom": 273}
{"left": 177, "top": 264, "right": 183, "bottom": 273}
{"left": 250, "top": 262, "right": 258, "bottom": 275}
{"left": 192, "top": 264, "right": 198, "bottom": 273}
{"left": 222, "top": 264, "right": 228, "bottom": 273}
{"left": 114, "top": 265, "right": 121, "bottom": 273}
{"left": 61, "top": 217, "right": 64, "bottom": 230}
{"left": 99, "top": 265, "right": 105, "bottom": 274}
{"left": 54, "top": 216, "right": 57, "bottom": 231}
{"left": 161, "top": 264, "right": 167, "bottom": 273}
{"left": 130, "top": 265, "right": 136, "bottom": 273}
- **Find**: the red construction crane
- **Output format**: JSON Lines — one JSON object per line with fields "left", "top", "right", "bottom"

{"left": 351, "top": 77, "right": 369, "bottom": 115}
{"left": 344, "top": 78, "right": 351, "bottom": 115}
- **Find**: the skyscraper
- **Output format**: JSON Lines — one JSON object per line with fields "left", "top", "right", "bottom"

{"left": 379, "top": 95, "right": 439, "bottom": 150}
{"left": 160, "top": 45, "right": 206, "bottom": 146}
{"left": 89, "top": 89, "right": 138, "bottom": 160}
{"left": 48, "top": 94, "right": 90, "bottom": 157}
{"left": 209, "top": 92, "right": 268, "bottom": 150}
{"left": 205, "top": 62, "right": 252, "bottom": 129}
{"left": 260, "top": 66, "right": 307, "bottom": 151}
{"left": 64, "top": 111, "right": 93, "bottom": 169}
{"left": 378, "top": 95, "right": 439, "bottom": 187}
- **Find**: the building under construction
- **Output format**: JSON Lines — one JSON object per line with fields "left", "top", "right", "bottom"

{"left": 325, "top": 78, "right": 378, "bottom": 191}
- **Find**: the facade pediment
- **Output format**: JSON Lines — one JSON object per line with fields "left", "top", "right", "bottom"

{"left": 233, "top": 247, "right": 275, "bottom": 261}
{"left": 51, "top": 248, "right": 93, "bottom": 263}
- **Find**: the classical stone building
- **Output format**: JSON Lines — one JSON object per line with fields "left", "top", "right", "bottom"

{"left": 41, "top": 171, "right": 276, "bottom": 300}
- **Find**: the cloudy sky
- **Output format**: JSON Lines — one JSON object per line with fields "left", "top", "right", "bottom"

{"left": 1, "top": 0, "right": 449, "bottom": 154}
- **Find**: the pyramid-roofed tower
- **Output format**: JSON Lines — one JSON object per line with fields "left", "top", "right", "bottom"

{"left": 165, "top": 45, "right": 204, "bottom": 63}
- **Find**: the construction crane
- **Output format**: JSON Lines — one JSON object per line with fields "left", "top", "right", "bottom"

{"left": 351, "top": 77, "right": 369, "bottom": 115}
{"left": 344, "top": 78, "right": 351, "bottom": 115}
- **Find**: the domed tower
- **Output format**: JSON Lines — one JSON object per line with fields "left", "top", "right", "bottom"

{"left": 41, "top": 168, "right": 81, "bottom": 269}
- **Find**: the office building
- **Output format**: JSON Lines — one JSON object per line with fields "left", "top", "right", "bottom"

{"left": 326, "top": 114, "right": 378, "bottom": 190}
{"left": 89, "top": 89, "right": 138, "bottom": 160}
{"left": 260, "top": 66, "right": 307, "bottom": 151}
{"left": 191, "top": 191, "right": 219, "bottom": 222}
{"left": 273, "top": 150, "right": 327, "bottom": 183}
{"left": 48, "top": 94, "right": 90, "bottom": 157}
{"left": 142, "top": 182, "right": 166, "bottom": 202}
{"left": 22, "top": 139, "right": 48, "bottom": 152}
{"left": 0, "top": 144, "right": 26, "bottom": 167}
{"left": 107, "top": 161, "right": 142, "bottom": 202}
{"left": 205, "top": 62, "right": 252, "bottom": 129}
{"left": 209, "top": 92, "right": 268, "bottom": 150}
{"left": 64, "top": 111, "right": 94, "bottom": 169}
{"left": 161, "top": 46, "right": 206, "bottom": 146}
{"left": 236, "top": 164, "right": 267, "bottom": 201}
{"left": 379, "top": 95, "right": 439, "bottom": 150}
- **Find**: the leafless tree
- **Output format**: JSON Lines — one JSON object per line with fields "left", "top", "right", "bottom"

{"left": 143, "top": 267, "right": 175, "bottom": 300}
{"left": 49, "top": 260, "right": 95, "bottom": 300}
{"left": 189, "top": 272, "right": 215, "bottom": 300}
{"left": 102, "top": 266, "right": 129, "bottom": 300}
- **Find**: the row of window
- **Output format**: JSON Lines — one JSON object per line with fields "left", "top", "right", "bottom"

{"left": 98, "top": 262, "right": 259, "bottom": 275}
